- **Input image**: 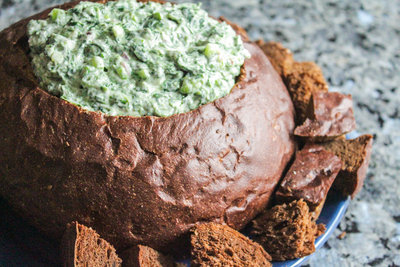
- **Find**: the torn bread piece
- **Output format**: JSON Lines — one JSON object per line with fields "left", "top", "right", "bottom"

{"left": 275, "top": 144, "right": 342, "bottom": 219}
{"left": 314, "top": 134, "right": 373, "bottom": 198}
{"left": 284, "top": 62, "right": 329, "bottom": 123}
{"left": 294, "top": 91, "right": 356, "bottom": 141}
{"left": 255, "top": 40, "right": 294, "bottom": 77}
{"left": 191, "top": 223, "right": 272, "bottom": 267}
{"left": 61, "top": 222, "right": 122, "bottom": 267}
{"left": 251, "top": 200, "right": 325, "bottom": 261}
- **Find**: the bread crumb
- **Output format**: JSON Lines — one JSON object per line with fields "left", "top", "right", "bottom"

{"left": 338, "top": 231, "right": 347, "bottom": 239}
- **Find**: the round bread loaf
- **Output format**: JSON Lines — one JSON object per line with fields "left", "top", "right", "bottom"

{"left": 0, "top": 0, "right": 295, "bottom": 254}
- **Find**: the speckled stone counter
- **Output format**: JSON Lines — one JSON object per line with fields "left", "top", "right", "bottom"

{"left": 1, "top": 0, "right": 399, "bottom": 266}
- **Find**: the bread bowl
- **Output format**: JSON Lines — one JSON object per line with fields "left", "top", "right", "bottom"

{"left": 0, "top": 0, "right": 295, "bottom": 254}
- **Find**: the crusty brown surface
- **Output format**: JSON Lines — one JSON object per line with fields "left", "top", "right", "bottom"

{"left": 294, "top": 91, "right": 356, "bottom": 140}
{"left": 275, "top": 145, "right": 342, "bottom": 210}
{"left": 191, "top": 223, "right": 272, "bottom": 267}
{"left": 255, "top": 40, "right": 294, "bottom": 77}
{"left": 316, "top": 134, "right": 373, "bottom": 199}
{"left": 0, "top": 0, "right": 295, "bottom": 255}
{"left": 251, "top": 199, "right": 325, "bottom": 261}
{"left": 61, "top": 222, "right": 122, "bottom": 267}
{"left": 120, "top": 244, "right": 177, "bottom": 267}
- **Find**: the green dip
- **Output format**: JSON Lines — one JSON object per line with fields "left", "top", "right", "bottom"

{"left": 27, "top": 0, "right": 250, "bottom": 117}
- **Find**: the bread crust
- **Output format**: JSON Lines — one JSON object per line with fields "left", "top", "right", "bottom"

{"left": 0, "top": 0, "right": 295, "bottom": 254}
{"left": 275, "top": 145, "right": 342, "bottom": 210}
{"left": 294, "top": 91, "right": 356, "bottom": 140}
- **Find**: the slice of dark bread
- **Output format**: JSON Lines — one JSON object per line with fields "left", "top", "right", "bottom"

{"left": 315, "top": 134, "right": 373, "bottom": 198}
{"left": 294, "top": 91, "right": 356, "bottom": 141}
{"left": 120, "top": 244, "right": 180, "bottom": 267}
{"left": 61, "top": 221, "right": 122, "bottom": 267}
{"left": 191, "top": 223, "right": 272, "bottom": 267}
{"left": 275, "top": 144, "right": 342, "bottom": 213}
{"left": 251, "top": 199, "right": 325, "bottom": 261}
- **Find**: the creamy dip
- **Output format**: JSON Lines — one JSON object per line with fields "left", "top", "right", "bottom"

{"left": 28, "top": 0, "right": 250, "bottom": 116}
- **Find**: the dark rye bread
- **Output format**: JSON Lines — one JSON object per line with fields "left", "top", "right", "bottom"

{"left": 251, "top": 200, "right": 326, "bottom": 261}
{"left": 191, "top": 223, "right": 272, "bottom": 267}
{"left": 294, "top": 91, "right": 356, "bottom": 140}
{"left": 275, "top": 145, "right": 342, "bottom": 211}
{"left": 0, "top": 0, "right": 295, "bottom": 255}
{"left": 314, "top": 134, "right": 373, "bottom": 199}
{"left": 120, "top": 245, "right": 180, "bottom": 267}
{"left": 255, "top": 40, "right": 294, "bottom": 77}
{"left": 284, "top": 62, "right": 329, "bottom": 124}
{"left": 256, "top": 41, "right": 328, "bottom": 124}
{"left": 61, "top": 222, "right": 122, "bottom": 267}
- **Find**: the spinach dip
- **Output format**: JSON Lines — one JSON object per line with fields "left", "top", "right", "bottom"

{"left": 27, "top": 0, "right": 250, "bottom": 117}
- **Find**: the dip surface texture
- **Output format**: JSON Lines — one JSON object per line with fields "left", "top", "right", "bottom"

{"left": 27, "top": 0, "right": 250, "bottom": 116}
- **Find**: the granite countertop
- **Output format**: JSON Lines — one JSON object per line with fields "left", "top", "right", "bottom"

{"left": 1, "top": 0, "right": 399, "bottom": 266}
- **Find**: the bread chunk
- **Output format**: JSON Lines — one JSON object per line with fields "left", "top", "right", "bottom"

{"left": 61, "top": 222, "right": 122, "bottom": 267}
{"left": 294, "top": 91, "right": 356, "bottom": 140}
{"left": 275, "top": 145, "right": 342, "bottom": 212}
{"left": 255, "top": 40, "right": 294, "bottom": 77}
{"left": 316, "top": 134, "right": 373, "bottom": 198}
{"left": 191, "top": 223, "right": 272, "bottom": 267}
{"left": 251, "top": 200, "right": 325, "bottom": 261}
{"left": 284, "top": 62, "right": 329, "bottom": 123}
{"left": 120, "top": 244, "right": 179, "bottom": 267}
